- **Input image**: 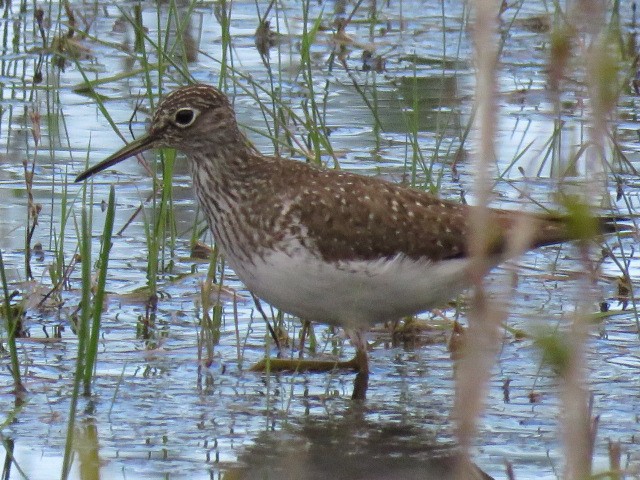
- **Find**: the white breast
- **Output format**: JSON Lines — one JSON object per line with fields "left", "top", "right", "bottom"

{"left": 228, "top": 244, "right": 473, "bottom": 330}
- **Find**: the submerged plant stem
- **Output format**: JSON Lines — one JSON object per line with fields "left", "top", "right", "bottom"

{"left": 0, "top": 250, "right": 24, "bottom": 397}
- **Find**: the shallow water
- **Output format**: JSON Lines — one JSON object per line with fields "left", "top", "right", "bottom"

{"left": 0, "top": 1, "right": 639, "bottom": 479}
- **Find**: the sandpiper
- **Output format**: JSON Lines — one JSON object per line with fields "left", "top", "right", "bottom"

{"left": 76, "top": 84, "right": 624, "bottom": 399}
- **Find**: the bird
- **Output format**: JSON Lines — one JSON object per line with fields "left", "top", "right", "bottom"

{"left": 75, "top": 83, "right": 625, "bottom": 400}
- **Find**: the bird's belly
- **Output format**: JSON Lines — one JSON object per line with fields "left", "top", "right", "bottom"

{"left": 228, "top": 249, "right": 473, "bottom": 330}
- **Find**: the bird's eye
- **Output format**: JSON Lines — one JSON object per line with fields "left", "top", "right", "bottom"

{"left": 174, "top": 108, "right": 197, "bottom": 127}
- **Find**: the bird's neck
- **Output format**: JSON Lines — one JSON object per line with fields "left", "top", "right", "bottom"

{"left": 188, "top": 137, "right": 260, "bottom": 181}
{"left": 187, "top": 146, "right": 271, "bottom": 262}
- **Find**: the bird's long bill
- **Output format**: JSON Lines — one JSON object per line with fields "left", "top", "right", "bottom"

{"left": 74, "top": 133, "right": 158, "bottom": 183}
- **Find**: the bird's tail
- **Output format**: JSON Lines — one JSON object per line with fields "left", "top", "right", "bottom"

{"left": 529, "top": 212, "right": 634, "bottom": 249}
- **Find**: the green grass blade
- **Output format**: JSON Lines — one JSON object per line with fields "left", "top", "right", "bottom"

{"left": 61, "top": 208, "right": 92, "bottom": 480}
{"left": 83, "top": 185, "right": 116, "bottom": 396}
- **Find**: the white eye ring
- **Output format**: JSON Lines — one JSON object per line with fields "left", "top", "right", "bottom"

{"left": 174, "top": 108, "right": 199, "bottom": 127}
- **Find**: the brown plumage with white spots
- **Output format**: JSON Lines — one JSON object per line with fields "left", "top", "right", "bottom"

{"left": 76, "top": 84, "right": 624, "bottom": 398}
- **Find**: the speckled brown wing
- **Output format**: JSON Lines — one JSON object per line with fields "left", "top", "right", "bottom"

{"left": 279, "top": 163, "right": 472, "bottom": 263}
{"left": 273, "top": 160, "right": 603, "bottom": 265}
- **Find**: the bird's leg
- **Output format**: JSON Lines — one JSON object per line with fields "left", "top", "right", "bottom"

{"left": 251, "top": 294, "right": 281, "bottom": 352}
{"left": 347, "top": 329, "right": 370, "bottom": 401}
{"left": 346, "top": 329, "right": 370, "bottom": 375}
{"left": 352, "top": 371, "right": 369, "bottom": 401}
